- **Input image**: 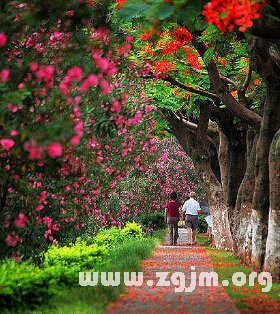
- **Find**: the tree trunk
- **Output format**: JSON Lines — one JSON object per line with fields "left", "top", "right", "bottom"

{"left": 215, "top": 114, "right": 247, "bottom": 249}
{"left": 218, "top": 131, "right": 229, "bottom": 198}
{"left": 263, "top": 129, "right": 280, "bottom": 280}
{"left": 251, "top": 91, "right": 280, "bottom": 270}
{"left": 234, "top": 129, "right": 257, "bottom": 262}
{"left": 225, "top": 127, "right": 247, "bottom": 244}
{"left": 250, "top": 38, "right": 280, "bottom": 271}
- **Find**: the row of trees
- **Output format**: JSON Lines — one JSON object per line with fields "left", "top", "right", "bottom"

{"left": 116, "top": 0, "right": 280, "bottom": 280}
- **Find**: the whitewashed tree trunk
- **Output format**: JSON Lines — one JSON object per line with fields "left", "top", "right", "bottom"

{"left": 211, "top": 204, "right": 234, "bottom": 250}
{"left": 251, "top": 210, "right": 267, "bottom": 270}
{"left": 263, "top": 130, "right": 280, "bottom": 280}
{"left": 263, "top": 209, "right": 280, "bottom": 280}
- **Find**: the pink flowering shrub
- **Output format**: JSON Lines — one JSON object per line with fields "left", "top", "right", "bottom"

{"left": 95, "top": 137, "right": 204, "bottom": 233}
{"left": 0, "top": 1, "right": 203, "bottom": 259}
{"left": 0, "top": 0, "right": 158, "bottom": 259}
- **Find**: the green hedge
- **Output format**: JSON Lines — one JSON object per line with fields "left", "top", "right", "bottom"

{"left": 0, "top": 259, "right": 58, "bottom": 310}
{"left": 93, "top": 222, "right": 143, "bottom": 248}
{"left": 0, "top": 222, "right": 146, "bottom": 311}
{"left": 32, "top": 236, "right": 157, "bottom": 314}
{"left": 198, "top": 215, "right": 208, "bottom": 233}
{"left": 134, "top": 212, "right": 165, "bottom": 232}
{"left": 44, "top": 239, "right": 108, "bottom": 269}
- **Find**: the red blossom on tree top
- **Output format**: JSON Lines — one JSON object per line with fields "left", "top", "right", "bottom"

{"left": 184, "top": 47, "right": 203, "bottom": 70}
{"left": 203, "top": 0, "right": 267, "bottom": 33}
{"left": 162, "top": 40, "right": 184, "bottom": 55}
{"left": 116, "top": 0, "right": 127, "bottom": 10}
{"left": 86, "top": 0, "right": 97, "bottom": 7}
{"left": 153, "top": 60, "right": 175, "bottom": 77}
{"left": 171, "top": 27, "right": 192, "bottom": 44}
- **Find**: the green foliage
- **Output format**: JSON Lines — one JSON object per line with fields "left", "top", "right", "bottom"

{"left": 120, "top": 221, "right": 143, "bottom": 238}
{"left": 31, "top": 235, "right": 159, "bottom": 314}
{"left": 0, "top": 259, "right": 58, "bottom": 310}
{"left": 0, "top": 239, "right": 109, "bottom": 310}
{"left": 0, "top": 222, "right": 149, "bottom": 311}
{"left": 94, "top": 227, "right": 123, "bottom": 247}
{"left": 105, "top": 237, "right": 154, "bottom": 272}
{"left": 135, "top": 212, "right": 165, "bottom": 232}
{"left": 144, "top": 82, "right": 184, "bottom": 110}
{"left": 118, "top": 0, "right": 206, "bottom": 28}
{"left": 89, "top": 222, "right": 144, "bottom": 248}
{"left": 44, "top": 239, "right": 108, "bottom": 269}
{"left": 203, "top": 47, "right": 215, "bottom": 66}
{"left": 118, "top": 0, "right": 175, "bottom": 22}
{"left": 198, "top": 215, "right": 208, "bottom": 233}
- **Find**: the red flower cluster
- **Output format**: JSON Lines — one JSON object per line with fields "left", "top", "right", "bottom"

{"left": 157, "top": 27, "right": 192, "bottom": 56}
{"left": 203, "top": 0, "right": 266, "bottom": 32}
{"left": 162, "top": 40, "right": 184, "bottom": 55}
{"left": 184, "top": 47, "right": 203, "bottom": 70}
{"left": 153, "top": 60, "right": 175, "bottom": 77}
{"left": 140, "top": 27, "right": 160, "bottom": 41}
{"left": 171, "top": 27, "right": 192, "bottom": 44}
{"left": 116, "top": 0, "right": 127, "bottom": 10}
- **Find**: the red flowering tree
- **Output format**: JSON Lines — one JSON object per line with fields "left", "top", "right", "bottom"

{"left": 116, "top": 0, "right": 280, "bottom": 280}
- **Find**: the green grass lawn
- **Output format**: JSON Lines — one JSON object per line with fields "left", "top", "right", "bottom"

{"left": 198, "top": 234, "right": 280, "bottom": 313}
{"left": 28, "top": 229, "right": 167, "bottom": 314}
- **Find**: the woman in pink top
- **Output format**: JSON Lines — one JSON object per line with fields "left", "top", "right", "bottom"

{"left": 165, "top": 191, "right": 181, "bottom": 245}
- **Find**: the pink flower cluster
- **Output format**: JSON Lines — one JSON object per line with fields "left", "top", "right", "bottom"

{"left": 5, "top": 232, "right": 21, "bottom": 247}
{"left": 0, "top": 33, "right": 7, "bottom": 47}
{"left": 31, "top": 63, "right": 55, "bottom": 88}
{"left": 0, "top": 138, "right": 15, "bottom": 151}
{"left": 15, "top": 213, "right": 28, "bottom": 228}
{"left": 92, "top": 50, "right": 117, "bottom": 77}
{"left": 7, "top": 103, "right": 23, "bottom": 113}
{"left": 0, "top": 68, "right": 9, "bottom": 82}
{"left": 47, "top": 142, "right": 63, "bottom": 158}
{"left": 71, "top": 121, "right": 84, "bottom": 146}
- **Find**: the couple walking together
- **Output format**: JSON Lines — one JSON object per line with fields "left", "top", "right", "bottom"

{"left": 165, "top": 191, "right": 203, "bottom": 246}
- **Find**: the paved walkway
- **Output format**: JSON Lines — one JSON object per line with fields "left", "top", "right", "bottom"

{"left": 106, "top": 229, "right": 239, "bottom": 314}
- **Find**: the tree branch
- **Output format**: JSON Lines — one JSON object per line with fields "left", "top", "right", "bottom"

{"left": 197, "top": 102, "right": 212, "bottom": 146}
{"left": 192, "top": 35, "right": 262, "bottom": 126}
{"left": 175, "top": 58, "right": 239, "bottom": 89}
{"left": 241, "top": 63, "right": 252, "bottom": 93}
{"left": 162, "top": 75, "right": 221, "bottom": 102}
{"left": 160, "top": 108, "right": 218, "bottom": 140}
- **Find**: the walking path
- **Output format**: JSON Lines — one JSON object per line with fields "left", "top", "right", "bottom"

{"left": 106, "top": 228, "right": 239, "bottom": 314}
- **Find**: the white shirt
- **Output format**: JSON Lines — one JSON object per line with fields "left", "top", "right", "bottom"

{"left": 182, "top": 198, "right": 200, "bottom": 215}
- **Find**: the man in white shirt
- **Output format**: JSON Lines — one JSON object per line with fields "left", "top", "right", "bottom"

{"left": 182, "top": 191, "right": 202, "bottom": 245}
